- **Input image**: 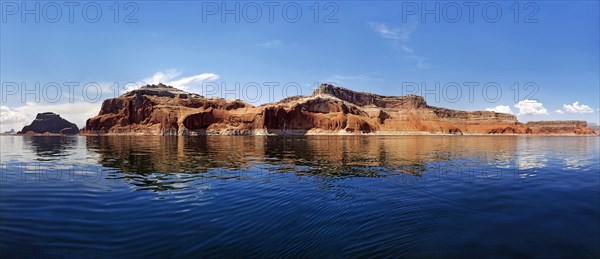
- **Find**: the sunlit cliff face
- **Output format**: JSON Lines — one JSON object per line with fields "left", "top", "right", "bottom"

{"left": 80, "top": 83, "right": 595, "bottom": 136}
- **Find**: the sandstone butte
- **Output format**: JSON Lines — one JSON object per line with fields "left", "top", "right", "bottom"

{"left": 80, "top": 83, "right": 597, "bottom": 136}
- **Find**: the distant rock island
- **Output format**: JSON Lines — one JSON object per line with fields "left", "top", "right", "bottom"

{"left": 79, "top": 83, "right": 597, "bottom": 136}
{"left": 18, "top": 112, "right": 79, "bottom": 135}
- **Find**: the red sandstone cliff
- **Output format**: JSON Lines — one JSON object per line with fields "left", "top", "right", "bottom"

{"left": 526, "top": 121, "right": 596, "bottom": 135}
{"left": 80, "top": 83, "right": 596, "bottom": 136}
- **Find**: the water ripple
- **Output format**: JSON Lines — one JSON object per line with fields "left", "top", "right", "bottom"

{"left": 0, "top": 135, "right": 598, "bottom": 258}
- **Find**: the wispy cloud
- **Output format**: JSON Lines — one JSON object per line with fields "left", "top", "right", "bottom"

{"left": 256, "top": 40, "right": 284, "bottom": 48}
{"left": 555, "top": 109, "right": 565, "bottom": 114}
{"left": 321, "top": 74, "right": 382, "bottom": 85}
{"left": 368, "top": 22, "right": 429, "bottom": 69}
{"left": 325, "top": 74, "right": 370, "bottom": 82}
{"left": 368, "top": 22, "right": 414, "bottom": 41}
{"left": 563, "top": 101, "right": 594, "bottom": 113}
{"left": 141, "top": 69, "right": 182, "bottom": 85}
{"left": 169, "top": 73, "right": 220, "bottom": 90}
{"left": 413, "top": 56, "right": 429, "bottom": 69}
{"left": 141, "top": 70, "right": 220, "bottom": 92}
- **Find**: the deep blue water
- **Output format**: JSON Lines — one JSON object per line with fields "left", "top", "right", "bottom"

{"left": 0, "top": 136, "right": 599, "bottom": 258}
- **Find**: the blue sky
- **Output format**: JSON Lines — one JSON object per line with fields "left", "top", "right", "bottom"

{"left": 1, "top": 1, "right": 598, "bottom": 131}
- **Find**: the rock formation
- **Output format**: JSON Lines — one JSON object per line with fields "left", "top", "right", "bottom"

{"left": 80, "top": 83, "right": 596, "bottom": 136}
{"left": 18, "top": 112, "right": 79, "bottom": 135}
{"left": 526, "top": 121, "right": 595, "bottom": 135}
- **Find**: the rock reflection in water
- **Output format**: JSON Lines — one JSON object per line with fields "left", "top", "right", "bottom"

{"left": 84, "top": 136, "right": 528, "bottom": 190}
{"left": 1, "top": 135, "right": 597, "bottom": 258}
{"left": 22, "top": 136, "right": 79, "bottom": 161}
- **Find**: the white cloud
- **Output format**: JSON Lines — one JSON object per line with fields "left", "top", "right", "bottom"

{"left": 0, "top": 106, "right": 28, "bottom": 132}
{"left": 0, "top": 102, "right": 101, "bottom": 132}
{"left": 368, "top": 22, "right": 429, "bottom": 69}
{"left": 555, "top": 109, "right": 564, "bottom": 114}
{"left": 169, "top": 73, "right": 219, "bottom": 90}
{"left": 563, "top": 101, "right": 594, "bottom": 113}
{"left": 514, "top": 100, "right": 549, "bottom": 115}
{"left": 485, "top": 105, "right": 513, "bottom": 114}
{"left": 0, "top": 106, "right": 26, "bottom": 123}
{"left": 257, "top": 40, "right": 283, "bottom": 48}
{"left": 0, "top": 70, "right": 220, "bottom": 132}
{"left": 141, "top": 70, "right": 219, "bottom": 93}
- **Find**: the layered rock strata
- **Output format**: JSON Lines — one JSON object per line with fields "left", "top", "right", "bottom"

{"left": 80, "top": 83, "right": 596, "bottom": 136}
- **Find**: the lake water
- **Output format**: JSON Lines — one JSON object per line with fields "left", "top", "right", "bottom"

{"left": 0, "top": 136, "right": 598, "bottom": 258}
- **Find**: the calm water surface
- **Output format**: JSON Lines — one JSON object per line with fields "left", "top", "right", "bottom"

{"left": 0, "top": 136, "right": 599, "bottom": 258}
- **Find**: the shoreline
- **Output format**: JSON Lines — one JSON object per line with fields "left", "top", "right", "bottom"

{"left": 3, "top": 133, "right": 598, "bottom": 137}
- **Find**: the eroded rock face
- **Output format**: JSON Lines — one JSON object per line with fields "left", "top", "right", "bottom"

{"left": 18, "top": 112, "right": 79, "bottom": 135}
{"left": 526, "top": 121, "right": 595, "bottom": 135}
{"left": 312, "top": 84, "right": 428, "bottom": 109}
{"left": 80, "top": 83, "right": 597, "bottom": 135}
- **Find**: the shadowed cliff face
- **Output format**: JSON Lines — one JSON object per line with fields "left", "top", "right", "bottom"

{"left": 80, "top": 83, "right": 596, "bottom": 136}
{"left": 18, "top": 112, "right": 79, "bottom": 135}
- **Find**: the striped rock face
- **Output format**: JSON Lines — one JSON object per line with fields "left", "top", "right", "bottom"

{"left": 80, "top": 84, "right": 597, "bottom": 136}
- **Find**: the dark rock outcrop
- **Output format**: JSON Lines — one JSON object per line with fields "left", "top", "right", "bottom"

{"left": 80, "top": 83, "right": 597, "bottom": 136}
{"left": 18, "top": 112, "right": 79, "bottom": 135}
